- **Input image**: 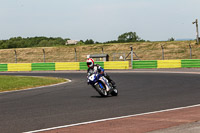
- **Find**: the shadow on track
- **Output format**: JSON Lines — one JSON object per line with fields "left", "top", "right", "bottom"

{"left": 90, "top": 96, "right": 111, "bottom": 98}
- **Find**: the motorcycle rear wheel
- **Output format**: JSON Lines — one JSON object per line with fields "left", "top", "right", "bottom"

{"left": 110, "top": 88, "right": 118, "bottom": 96}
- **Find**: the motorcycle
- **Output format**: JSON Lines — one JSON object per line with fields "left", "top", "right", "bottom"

{"left": 88, "top": 73, "right": 118, "bottom": 97}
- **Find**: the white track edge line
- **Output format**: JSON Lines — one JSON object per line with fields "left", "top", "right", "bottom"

{"left": 24, "top": 104, "right": 200, "bottom": 133}
{"left": 107, "top": 71, "right": 200, "bottom": 74}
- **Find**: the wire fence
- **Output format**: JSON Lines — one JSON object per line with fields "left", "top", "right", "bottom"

{"left": 0, "top": 43, "right": 199, "bottom": 63}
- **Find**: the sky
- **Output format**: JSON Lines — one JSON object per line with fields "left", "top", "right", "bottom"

{"left": 0, "top": 0, "right": 200, "bottom": 42}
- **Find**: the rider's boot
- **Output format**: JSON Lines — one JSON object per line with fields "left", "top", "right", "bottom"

{"left": 108, "top": 78, "right": 116, "bottom": 88}
{"left": 104, "top": 73, "right": 116, "bottom": 88}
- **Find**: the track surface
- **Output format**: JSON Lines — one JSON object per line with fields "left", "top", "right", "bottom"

{"left": 0, "top": 71, "right": 200, "bottom": 133}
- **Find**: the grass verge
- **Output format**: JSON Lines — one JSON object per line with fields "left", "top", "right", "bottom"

{"left": 0, "top": 75, "right": 67, "bottom": 92}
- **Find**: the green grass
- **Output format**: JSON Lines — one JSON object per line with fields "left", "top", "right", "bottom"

{"left": 0, "top": 75, "right": 67, "bottom": 92}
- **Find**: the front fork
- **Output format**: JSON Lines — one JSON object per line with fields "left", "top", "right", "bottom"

{"left": 99, "top": 77, "right": 111, "bottom": 92}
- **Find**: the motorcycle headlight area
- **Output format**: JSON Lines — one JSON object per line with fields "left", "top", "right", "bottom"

{"left": 89, "top": 74, "right": 96, "bottom": 81}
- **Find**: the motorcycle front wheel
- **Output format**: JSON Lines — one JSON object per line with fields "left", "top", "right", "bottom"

{"left": 94, "top": 81, "right": 108, "bottom": 97}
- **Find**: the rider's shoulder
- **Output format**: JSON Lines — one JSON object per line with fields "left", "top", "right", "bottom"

{"left": 95, "top": 64, "right": 102, "bottom": 68}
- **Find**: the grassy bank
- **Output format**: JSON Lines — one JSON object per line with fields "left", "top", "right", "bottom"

{"left": 0, "top": 75, "right": 67, "bottom": 92}
{"left": 0, "top": 40, "right": 198, "bottom": 63}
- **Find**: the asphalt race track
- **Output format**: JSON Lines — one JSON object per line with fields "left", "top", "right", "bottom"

{"left": 0, "top": 70, "right": 200, "bottom": 133}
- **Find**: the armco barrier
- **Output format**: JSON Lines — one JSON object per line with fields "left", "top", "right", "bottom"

{"left": 0, "top": 64, "right": 7, "bottom": 71}
{"left": 80, "top": 62, "right": 104, "bottom": 70}
{"left": 55, "top": 62, "right": 79, "bottom": 70}
{"left": 8, "top": 63, "right": 31, "bottom": 71}
{"left": 96, "top": 62, "right": 104, "bottom": 68}
{"left": 79, "top": 62, "right": 88, "bottom": 70}
{"left": 1, "top": 60, "right": 200, "bottom": 71}
{"left": 181, "top": 59, "right": 200, "bottom": 68}
{"left": 132, "top": 60, "right": 157, "bottom": 69}
{"left": 104, "top": 61, "right": 129, "bottom": 69}
{"left": 0, "top": 61, "right": 129, "bottom": 72}
{"left": 157, "top": 60, "right": 181, "bottom": 68}
{"left": 32, "top": 63, "right": 55, "bottom": 71}
{"left": 133, "top": 59, "right": 200, "bottom": 69}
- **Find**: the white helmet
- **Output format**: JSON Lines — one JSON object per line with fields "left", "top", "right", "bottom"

{"left": 87, "top": 58, "right": 94, "bottom": 68}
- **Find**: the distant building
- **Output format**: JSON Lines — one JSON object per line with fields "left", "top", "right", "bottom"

{"left": 66, "top": 40, "right": 79, "bottom": 45}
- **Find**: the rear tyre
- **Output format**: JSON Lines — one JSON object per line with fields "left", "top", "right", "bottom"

{"left": 111, "top": 88, "right": 118, "bottom": 96}
{"left": 109, "top": 82, "right": 118, "bottom": 96}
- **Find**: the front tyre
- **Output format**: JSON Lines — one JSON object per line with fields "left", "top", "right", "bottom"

{"left": 94, "top": 82, "right": 108, "bottom": 97}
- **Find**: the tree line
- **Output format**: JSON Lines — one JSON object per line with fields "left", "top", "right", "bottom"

{"left": 80, "top": 32, "right": 146, "bottom": 44}
{"left": 0, "top": 37, "right": 69, "bottom": 49}
{"left": 0, "top": 32, "right": 146, "bottom": 49}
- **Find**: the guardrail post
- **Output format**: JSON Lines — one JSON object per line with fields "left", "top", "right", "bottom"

{"left": 161, "top": 44, "right": 164, "bottom": 60}
{"left": 74, "top": 48, "right": 77, "bottom": 62}
{"left": 43, "top": 49, "right": 45, "bottom": 63}
{"left": 189, "top": 43, "right": 192, "bottom": 59}
{"left": 14, "top": 50, "right": 17, "bottom": 63}
{"left": 130, "top": 46, "right": 133, "bottom": 68}
{"left": 102, "top": 47, "right": 104, "bottom": 54}
{"left": 113, "top": 53, "right": 115, "bottom": 61}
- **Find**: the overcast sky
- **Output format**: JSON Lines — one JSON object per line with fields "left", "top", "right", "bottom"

{"left": 0, "top": 0, "right": 199, "bottom": 42}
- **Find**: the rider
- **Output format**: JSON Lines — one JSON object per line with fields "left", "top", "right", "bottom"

{"left": 86, "top": 58, "right": 115, "bottom": 87}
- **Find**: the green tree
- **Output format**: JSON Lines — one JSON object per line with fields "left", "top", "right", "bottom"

{"left": 118, "top": 32, "right": 142, "bottom": 42}
{"left": 77, "top": 40, "right": 85, "bottom": 45}
{"left": 85, "top": 39, "right": 94, "bottom": 44}
{"left": 38, "top": 40, "right": 49, "bottom": 46}
{"left": 0, "top": 36, "right": 68, "bottom": 49}
{"left": 168, "top": 37, "right": 175, "bottom": 41}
